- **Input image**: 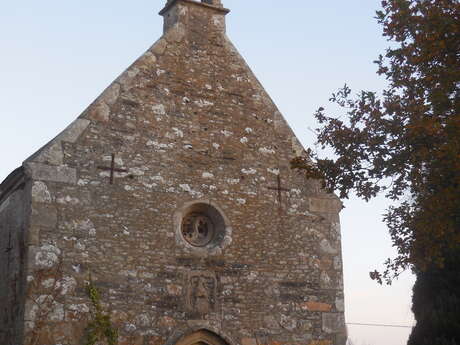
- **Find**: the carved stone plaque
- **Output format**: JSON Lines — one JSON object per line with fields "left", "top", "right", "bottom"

{"left": 186, "top": 271, "right": 217, "bottom": 314}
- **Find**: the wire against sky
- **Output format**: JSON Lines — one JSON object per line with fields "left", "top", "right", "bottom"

{"left": 347, "top": 322, "right": 414, "bottom": 329}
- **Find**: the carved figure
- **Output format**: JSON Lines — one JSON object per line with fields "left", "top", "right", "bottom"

{"left": 187, "top": 272, "right": 217, "bottom": 314}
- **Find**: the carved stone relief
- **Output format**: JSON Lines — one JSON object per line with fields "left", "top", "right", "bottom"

{"left": 186, "top": 271, "right": 217, "bottom": 315}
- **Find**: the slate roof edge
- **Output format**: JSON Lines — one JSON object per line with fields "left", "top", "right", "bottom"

{"left": 0, "top": 167, "right": 26, "bottom": 204}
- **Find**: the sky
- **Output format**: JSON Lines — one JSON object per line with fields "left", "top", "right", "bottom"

{"left": 0, "top": 1, "right": 415, "bottom": 345}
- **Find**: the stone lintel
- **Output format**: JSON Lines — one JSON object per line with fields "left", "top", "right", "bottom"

{"left": 302, "top": 301, "right": 333, "bottom": 312}
{"left": 25, "top": 163, "right": 77, "bottom": 185}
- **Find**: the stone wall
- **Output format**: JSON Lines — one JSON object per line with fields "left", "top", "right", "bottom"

{"left": 11, "top": 1, "right": 347, "bottom": 344}
{"left": 0, "top": 174, "right": 30, "bottom": 345}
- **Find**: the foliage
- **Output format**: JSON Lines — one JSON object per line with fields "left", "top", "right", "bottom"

{"left": 85, "top": 276, "right": 119, "bottom": 345}
{"left": 408, "top": 248, "right": 460, "bottom": 345}
{"left": 293, "top": 0, "right": 460, "bottom": 284}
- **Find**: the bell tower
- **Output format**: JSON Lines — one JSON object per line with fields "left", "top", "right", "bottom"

{"left": 201, "top": 0, "right": 223, "bottom": 7}
{"left": 160, "top": 0, "right": 230, "bottom": 34}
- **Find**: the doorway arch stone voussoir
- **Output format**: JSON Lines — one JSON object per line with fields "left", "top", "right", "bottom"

{"left": 175, "top": 330, "right": 230, "bottom": 345}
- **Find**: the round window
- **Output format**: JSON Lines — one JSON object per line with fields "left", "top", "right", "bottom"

{"left": 181, "top": 213, "right": 215, "bottom": 247}
{"left": 176, "top": 201, "right": 230, "bottom": 251}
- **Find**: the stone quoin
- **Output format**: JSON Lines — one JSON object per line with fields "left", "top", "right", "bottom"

{"left": 0, "top": 1, "right": 347, "bottom": 344}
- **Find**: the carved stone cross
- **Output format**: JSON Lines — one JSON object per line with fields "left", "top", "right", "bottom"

{"left": 5, "top": 230, "right": 13, "bottom": 270}
{"left": 267, "top": 175, "right": 291, "bottom": 206}
{"left": 5, "top": 231, "right": 12, "bottom": 253}
{"left": 97, "top": 154, "right": 128, "bottom": 185}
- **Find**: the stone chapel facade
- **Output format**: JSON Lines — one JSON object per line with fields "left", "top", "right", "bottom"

{"left": 0, "top": 1, "right": 346, "bottom": 344}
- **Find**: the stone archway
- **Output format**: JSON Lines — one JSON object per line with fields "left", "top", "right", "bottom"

{"left": 175, "top": 330, "right": 229, "bottom": 345}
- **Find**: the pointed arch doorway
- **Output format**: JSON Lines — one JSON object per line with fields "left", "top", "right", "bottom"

{"left": 175, "top": 330, "right": 229, "bottom": 345}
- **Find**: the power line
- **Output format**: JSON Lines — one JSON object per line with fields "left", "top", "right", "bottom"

{"left": 347, "top": 322, "right": 414, "bottom": 329}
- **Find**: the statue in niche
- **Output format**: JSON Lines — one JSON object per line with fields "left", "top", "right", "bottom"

{"left": 187, "top": 272, "right": 217, "bottom": 314}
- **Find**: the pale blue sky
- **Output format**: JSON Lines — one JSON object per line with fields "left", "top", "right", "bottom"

{"left": 0, "top": 1, "right": 415, "bottom": 344}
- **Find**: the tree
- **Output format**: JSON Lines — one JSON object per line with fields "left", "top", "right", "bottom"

{"left": 292, "top": 0, "right": 459, "bottom": 343}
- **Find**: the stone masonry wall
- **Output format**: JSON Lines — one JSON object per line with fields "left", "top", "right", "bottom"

{"left": 0, "top": 176, "right": 31, "bottom": 345}
{"left": 16, "top": 1, "right": 347, "bottom": 344}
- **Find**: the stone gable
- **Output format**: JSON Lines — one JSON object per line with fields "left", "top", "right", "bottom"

{"left": 0, "top": 1, "right": 346, "bottom": 345}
